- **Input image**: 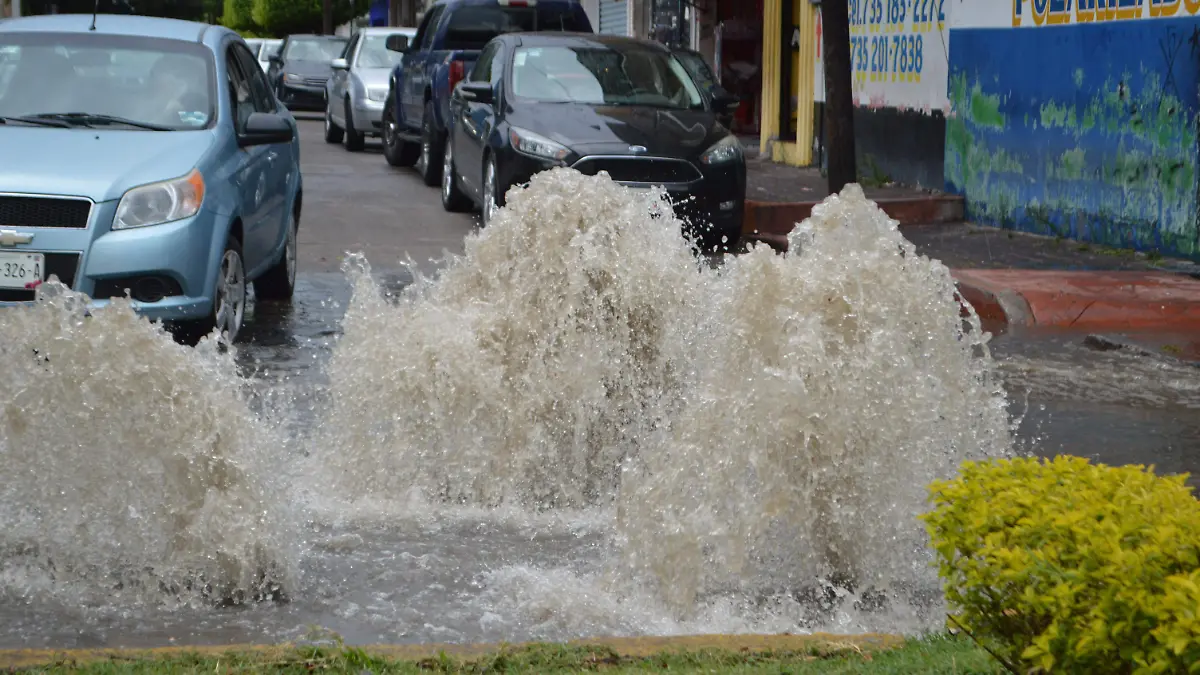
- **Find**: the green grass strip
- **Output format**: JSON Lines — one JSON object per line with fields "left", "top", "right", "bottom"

{"left": 3, "top": 634, "right": 1001, "bottom": 674}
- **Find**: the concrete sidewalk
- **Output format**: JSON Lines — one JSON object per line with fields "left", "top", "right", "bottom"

{"left": 903, "top": 224, "right": 1200, "bottom": 332}
{"left": 741, "top": 148, "right": 963, "bottom": 242}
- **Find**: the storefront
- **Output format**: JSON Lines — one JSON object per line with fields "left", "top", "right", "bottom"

{"left": 758, "top": 0, "right": 815, "bottom": 165}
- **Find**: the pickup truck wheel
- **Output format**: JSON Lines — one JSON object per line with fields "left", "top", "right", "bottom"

{"left": 418, "top": 100, "right": 443, "bottom": 187}
{"left": 382, "top": 95, "right": 418, "bottom": 167}
{"left": 343, "top": 98, "right": 365, "bottom": 152}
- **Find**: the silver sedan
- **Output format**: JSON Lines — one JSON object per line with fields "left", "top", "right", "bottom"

{"left": 324, "top": 26, "right": 415, "bottom": 151}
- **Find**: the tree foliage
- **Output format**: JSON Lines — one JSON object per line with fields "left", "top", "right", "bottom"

{"left": 250, "top": 0, "right": 355, "bottom": 37}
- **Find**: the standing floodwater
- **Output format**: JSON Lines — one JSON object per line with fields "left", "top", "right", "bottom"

{"left": 0, "top": 170, "right": 1012, "bottom": 647}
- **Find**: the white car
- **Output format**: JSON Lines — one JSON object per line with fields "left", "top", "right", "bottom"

{"left": 255, "top": 38, "right": 282, "bottom": 72}
{"left": 242, "top": 37, "right": 281, "bottom": 73}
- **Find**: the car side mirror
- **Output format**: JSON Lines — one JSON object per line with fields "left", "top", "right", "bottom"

{"left": 385, "top": 34, "right": 410, "bottom": 52}
{"left": 713, "top": 90, "right": 740, "bottom": 113}
{"left": 459, "top": 81, "right": 493, "bottom": 104}
{"left": 331, "top": 57, "right": 349, "bottom": 70}
{"left": 239, "top": 112, "right": 294, "bottom": 147}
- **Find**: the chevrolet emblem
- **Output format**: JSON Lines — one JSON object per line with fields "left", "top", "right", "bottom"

{"left": 0, "top": 229, "right": 34, "bottom": 247}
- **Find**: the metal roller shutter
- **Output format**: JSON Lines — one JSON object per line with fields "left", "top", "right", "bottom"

{"left": 598, "top": 0, "right": 628, "bottom": 36}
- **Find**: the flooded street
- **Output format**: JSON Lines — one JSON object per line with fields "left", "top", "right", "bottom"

{"left": 1, "top": 120, "right": 1197, "bottom": 651}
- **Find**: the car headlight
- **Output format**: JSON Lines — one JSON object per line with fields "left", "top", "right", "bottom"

{"left": 367, "top": 87, "right": 388, "bottom": 102}
{"left": 700, "top": 135, "right": 743, "bottom": 165}
{"left": 509, "top": 126, "right": 570, "bottom": 163}
{"left": 284, "top": 73, "right": 303, "bottom": 83}
{"left": 113, "top": 170, "right": 205, "bottom": 230}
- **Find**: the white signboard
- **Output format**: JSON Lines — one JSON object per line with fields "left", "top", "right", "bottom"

{"left": 814, "top": 0, "right": 952, "bottom": 113}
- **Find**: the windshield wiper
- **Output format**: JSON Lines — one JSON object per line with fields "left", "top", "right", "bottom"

{"left": 0, "top": 115, "right": 72, "bottom": 128}
{"left": 22, "top": 113, "right": 173, "bottom": 131}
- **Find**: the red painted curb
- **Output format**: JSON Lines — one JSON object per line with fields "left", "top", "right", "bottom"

{"left": 742, "top": 195, "right": 964, "bottom": 251}
{"left": 952, "top": 269, "right": 1200, "bottom": 332}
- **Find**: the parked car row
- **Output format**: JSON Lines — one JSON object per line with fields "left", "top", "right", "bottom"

{"left": 309, "top": 0, "right": 748, "bottom": 253}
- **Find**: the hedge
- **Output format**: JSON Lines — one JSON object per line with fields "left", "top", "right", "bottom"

{"left": 922, "top": 456, "right": 1200, "bottom": 674}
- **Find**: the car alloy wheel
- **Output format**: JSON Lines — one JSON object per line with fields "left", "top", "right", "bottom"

{"left": 483, "top": 159, "right": 497, "bottom": 227}
{"left": 442, "top": 142, "right": 454, "bottom": 202}
{"left": 214, "top": 248, "right": 246, "bottom": 343}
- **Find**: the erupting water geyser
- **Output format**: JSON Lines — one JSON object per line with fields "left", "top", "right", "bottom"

{"left": 312, "top": 168, "right": 1014, "bottom": 632}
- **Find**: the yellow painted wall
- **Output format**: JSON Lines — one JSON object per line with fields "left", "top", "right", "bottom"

{"left": 759, "top": 0, "right": 816, "bottom": 167}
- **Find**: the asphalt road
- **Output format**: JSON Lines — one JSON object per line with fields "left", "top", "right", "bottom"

{"left": 292, "top": 113, "right": 478, "bottom": 275}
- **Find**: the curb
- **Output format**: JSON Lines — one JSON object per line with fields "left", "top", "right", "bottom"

{"left": 0, "top": 633, "right": 904, "bottom": 669}
{"left": 952, "top": 269, "right": 1200, "bottom": 332}
{"left": 742, "top": 194, "right": 964, "bottom": 251}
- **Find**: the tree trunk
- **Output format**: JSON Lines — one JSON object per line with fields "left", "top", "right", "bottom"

{"left": 322, "top": 0, "right": 333, "bottom": 35}
{"left": 821, "top": 0, "right": 856, "bottom": 194}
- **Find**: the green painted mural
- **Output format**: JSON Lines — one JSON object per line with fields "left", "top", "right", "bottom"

{"left": 945, "top": 19, "right": 1200, "bottom": 261}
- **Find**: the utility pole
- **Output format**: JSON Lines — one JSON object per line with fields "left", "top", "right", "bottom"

{"left": 821, "top": 0, "right": 856, "bottom": 194}
{"left": 322, "top": 0, "right": 333, "bottom": 34}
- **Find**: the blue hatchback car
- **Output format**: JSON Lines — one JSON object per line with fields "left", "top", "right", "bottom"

{"left": 0, "top": 14, "right": 302, "bottom": 343}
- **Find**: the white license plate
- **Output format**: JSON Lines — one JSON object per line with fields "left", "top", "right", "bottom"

{"left": 0, "top": 251, "right": 45, "bottom": 290}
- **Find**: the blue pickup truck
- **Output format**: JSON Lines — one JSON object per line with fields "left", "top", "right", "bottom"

{"left": 380, "top": 0, "right": 593, "bottom": 186}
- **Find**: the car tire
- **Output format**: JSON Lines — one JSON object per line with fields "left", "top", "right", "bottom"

{"left": 343, "top": 98, "right": 365, "bottom": 152}
{"left": 255, "top": 210, "right": 298, "bottom": 302}
{"left": 174, "top": 236, "right": 247, "bottom": 346}
{"left": 418, "top": 99, "right": 442, "bottom": 187}
{"left": 440, "top": 138, "right": 470, "bottom": 213}
{"left": 324, "top": 99, "right": 344, "bottom": 144}
{"left": 480, "top": 154, "right": 501, "bottom": 228}
{"left": 382, "top": 94, "right": 419, "bottom": 167}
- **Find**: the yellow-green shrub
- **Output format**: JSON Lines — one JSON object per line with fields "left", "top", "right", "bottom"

{"left": 921, "top": 456, "right": 1200, "bottom": 674}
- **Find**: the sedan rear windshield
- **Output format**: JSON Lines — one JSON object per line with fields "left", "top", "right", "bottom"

{"left": 284, "top": 37, "right": 348, "bottom": 62}
{"left": 444, "top": 6, "right": 590, "bottom": 50}
{"left": 0, "top": 32, "right": 216, "bottom": 131}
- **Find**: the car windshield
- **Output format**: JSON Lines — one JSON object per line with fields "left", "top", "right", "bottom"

{"left": 0, "top": 32, "right": 215, "bottom": 130}
{"left": 444, "top": 6, "right": 590, "bottom": 50}
{"left": 510, "top": 45, "right": 704, "bottom": 110}
{"left": 674, "top": 50, "right": 717, "bottom": 95}
{"left": 284, "top": 37, "right": 347, "bottom": 62}
{"left": 356, "top": 34, "right": 404, "bottom": 69}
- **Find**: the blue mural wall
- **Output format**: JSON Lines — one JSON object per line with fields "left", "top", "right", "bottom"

{"left": 945, "top": 15, "right": 1200, "bottom": 260}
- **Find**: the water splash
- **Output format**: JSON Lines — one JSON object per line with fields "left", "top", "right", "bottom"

{"left": 0, "top": 283, "right": 297, "bottom": 608}
{"left": 314, "top": 168, "right": 1013, "bottom": 630}
{"left": 614, "top": 187, "right": 1013, "bottom": 621}
{"left": 316, "top": 171, "right": 706, "bottom": 510}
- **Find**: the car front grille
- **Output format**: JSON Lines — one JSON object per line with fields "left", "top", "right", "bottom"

{"left": 302, "top": 77, "right": 327, "bottom": 87}
{"left": 571, "top": 157, "right": 702, "bottom": 185}
{"left": 0, "top": 195, "right": 92, "bottom": 229}
{"left": 0, "top": 252, "right": 81, "bottom": 302}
